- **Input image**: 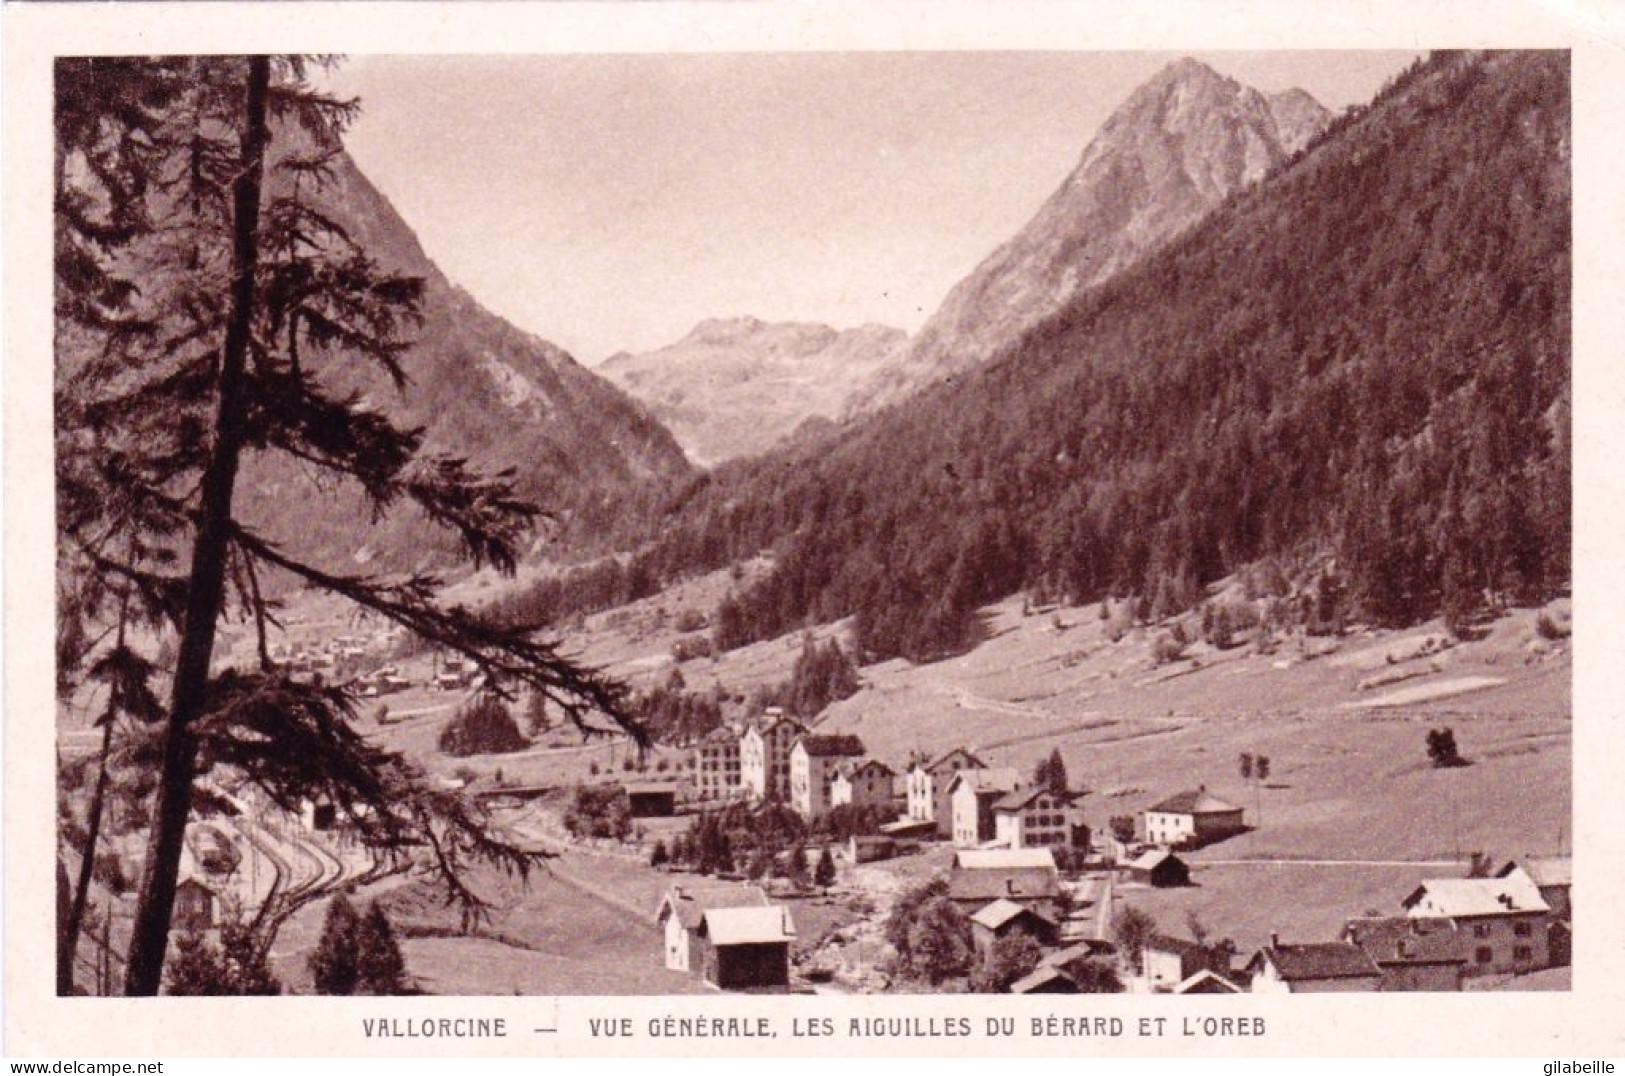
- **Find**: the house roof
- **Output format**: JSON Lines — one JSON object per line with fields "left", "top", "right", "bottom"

{"left": 947, "top": 867, "right": 1060, "bottom": 905}
{"left": 656, "top": 884, "right": 769, "bottom": 931}
{"left": 622, "top": 780, "right": 680, "bottom": 796}
{"left": 947, "top": 768, "right": 1023, "bottom": 796}
{"left": 1401, "top": 876, "right": 1550, "bottom": 918}
{"left": 1128, "top": 848, "right": 1185, "bottom": 872}
{"left": 970, "top": 898, "right": 1056, "bottom": 931}
{"left": 1148, "top": 789, "right": 1243, "bottom": 815}
{"left": 1342, "top": 916, "right": 1465, "bottom": 965}
{"left": 1145, "top": 933, "right": 1213, "bottom": 962}
{"left": 795, "top": 734, "right": 866, "bottom": 758}
{"left": 1249, "top": 942, "right": 1380, "bottom": 982}
{"left": 839, "top": 758, "right": 895, "bottom": 779}
{"left": 993, "top": 785, "right": 1078, "bottom": 812}
{"left": 1500, "top": 856, "right": 1572, "bottom": 888}
{"left": 1043, "top": 940, "right": 1117, "bottom": 966}
{"left": 1011, "top": 966, "right": 1077, "bottom": 994}
{"left": 1174, "top": 968, "right": 1244, "bottom": 994}
{"left": 952, "top": 848, "right": 1057, "bottom": 872}
{"left": 701, "top": 725, "right": 740, "bottom": 745}
{"left": 918, "top": 747, "right": 987, "bottom": 774}
{"left": 701, "top": 905, "right": 797, "bottom": 946}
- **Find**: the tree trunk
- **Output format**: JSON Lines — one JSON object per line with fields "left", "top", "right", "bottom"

{"left": 59, "top": 711, "right": 117, "bottom": 992}
{"left": 125, "top": 56, "right": 271, "bottom": 996}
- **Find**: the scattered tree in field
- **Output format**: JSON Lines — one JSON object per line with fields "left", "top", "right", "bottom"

{"left": 437, "top": 695, "right": 529, "bottom": 757}
{"left": 1238, "top": 753, "right": 1253, "bottom": 781}
{"left": 1113, "top": 906, "right": 1157, "bottom": 975}
{"left": 1427, "top": 728, "right": 1466, "bottom": 768}
{"left": 785, "top": 840, "right": 810, "bottom": 890}
{"left": 56, "top": 55, "right": 644, "bottom": 995}
{"left": 1185, "top": 912, "right": 1211, "bottom": 947}
{"left": 309, "top": 893, "right": 362, "bottom": 995}
{"left": 355, "top": 902, "right": 410, "bottom": 995}
{"left": 1109, "top": 815, "right": 1136, "bottom": 844}
{"left": 1467, "top": 851, "right": 1496, "bottom": 878}
{"left": 814, "top": 846, "right": 837, "bottom": 892}
{"left": 649, "top": 840, "right": 669, "bottom": 869}
{"left": 745, "top": 847, "right": 772, "bottom": 881}
{"left": 1034, "top": 749, "right": 1069, "bottom": 795}
{"left": 563, "top": 784, "right": 633, "bottom": 842}
{"left": 971, "top": 930, "right": 1044, "bottom": 993}
{"left": 166, "top": 921, "right": 281, "bottom": 996}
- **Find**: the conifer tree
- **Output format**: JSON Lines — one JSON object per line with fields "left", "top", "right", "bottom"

{"left": 308, "top": 892, "right": 362, "bottom": 995}
{"left": 814, "top": 845, "right": 837, "bottom": 892}
{"left": 355, "top": 901, "right": 410, "bottom": 995}
{"left": 55, "top": 55, "right": 645, "bottom": 996}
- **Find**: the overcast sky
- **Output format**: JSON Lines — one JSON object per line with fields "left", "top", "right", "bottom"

{"left": 324, "top": 51, "right": 1421, "bottom": 363}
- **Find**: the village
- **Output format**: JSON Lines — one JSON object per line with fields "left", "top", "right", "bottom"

{"left": 57, "top": 584, "right": 1573, "bottom": 998}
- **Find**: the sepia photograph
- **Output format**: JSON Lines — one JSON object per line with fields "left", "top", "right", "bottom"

{"left": 46, "top": 44, "right": 1574, "bottom": 1004}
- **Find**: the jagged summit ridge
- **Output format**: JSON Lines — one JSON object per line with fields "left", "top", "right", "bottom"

{"left": 854, "top": 58, "right": 1330, "bottom": 410}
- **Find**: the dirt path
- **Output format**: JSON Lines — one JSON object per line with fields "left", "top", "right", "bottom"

{"left": 1194, "top": 858, "right": 1462, "bottom": 868}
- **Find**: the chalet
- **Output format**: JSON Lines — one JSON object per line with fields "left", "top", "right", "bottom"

{"left": 1246, "top": 937, "right": 1382, "bottom": 994}
{"left": 656, "top": 883, "right": 770, "bottom": 973}
{"left": 789, "top": 734, "right": 866, "bottom": 819}
{"left": 1498, "top": 856, "right": 1571, "bottom": 920}
{"left": 906, "top": 748, "right": 987, "bottom": 837}
{"left": 1401, "top": 875, "right": 1551, "bottom": 976}
{"left": 694, "top": 725, "right": 743, "bottom": 803}
{"left": 1126, "top": 848, "right": 1190, "bottom": 888}
{"left": 740, "top": 711, "right": 805, "bottom": 802}
{"left": 173, "top": 877, "right": 216, "bottom": 934}
{"left": 1342, "top": 915, "right": 1466, "bottom": 992}
{"left": 970, "top": 899, "right": 1060, "bottom": 960}
{"left": 992, "top": 786, "right": 1087, "bottom": 850}
{"left": 948, "top": 768, "right": 1024, "bottom": 848}
{"left": 694, "top": 906, "right": 798, "bottom": 990}
{"left": 830, "top": 759, "right": 896, "bottom": 812}
{"left": 847, "top": 835, "right": 901, "bottom": 864}
{"left": 1139, "top": 934, "right": 1231, "bottom": 992}
{"left": 1139, "top": 787, "right": 1246, "bottom": 848}
{"left": 624, "top": 781, "right": 679, "bottom": 818}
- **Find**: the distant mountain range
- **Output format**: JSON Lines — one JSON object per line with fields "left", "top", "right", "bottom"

{"left": 238, "top": 147, "right": 693, "bottom": 572}
{"left": 595, "top": 59, "right": 1333, "bottom": 464}
{"left": 598, "top": 318, "right": 907, "bottom": 465}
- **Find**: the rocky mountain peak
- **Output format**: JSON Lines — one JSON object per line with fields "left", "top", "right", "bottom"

{"left": 851, "top": 59, "right": 1329, "bottom": 411}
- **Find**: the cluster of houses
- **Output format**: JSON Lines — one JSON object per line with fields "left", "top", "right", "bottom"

{"left": 1138, "top": 855, "right": 1573, "bottom": 994}
{"left": 669, "top": 722, "right": 1573, "bottom": 994}
{"left": 692, "top": 725, "right": 1097, "bottom": 856}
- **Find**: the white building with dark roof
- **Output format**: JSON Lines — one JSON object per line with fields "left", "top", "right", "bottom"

{"left": 948, "top": 768, "right": 1024, "bottom": 848}
{"left": 1140, "top": 787, "right": 1246, "bottom": 848}
{"left": 1401, "top": 875, "right": 1551, "bottom": 976}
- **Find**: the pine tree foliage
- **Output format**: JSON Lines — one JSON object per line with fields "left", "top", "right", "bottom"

{"left": 308, "top": 892, "right": 362, "bottom": 995}
{"left": 355, "top": 901, "right": 411, "bottom": 995}
{"left": 55, "top": 55, "right": 645, "bottom": 995}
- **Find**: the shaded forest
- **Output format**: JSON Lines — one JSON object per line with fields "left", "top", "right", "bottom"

{"left": 527, "top": 51, "right": 1571, "bottom": 663}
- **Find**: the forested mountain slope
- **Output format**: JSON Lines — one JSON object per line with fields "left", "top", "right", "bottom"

{"left": 574, "top": 51, "right": 1568, "bottom": 664}
{"left": 237, "top": 147, "right": 693, "bottom": 572}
